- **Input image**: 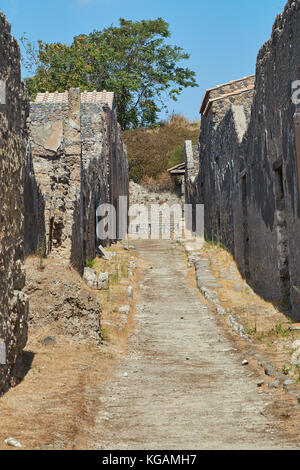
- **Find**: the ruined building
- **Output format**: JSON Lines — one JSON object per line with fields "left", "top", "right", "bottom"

{"left": 0, "top": 12, "right": 29, "bottom": 393}
{"left": 0, "top": 8, "right": 129, "bottom": 392}
{"left": 190, "top": 75, "right": 255, "bottom": 252}
{"left": 186, "top": 0, "right": 300, "bottom": 319}
{"left": 25, "top": 89, "right": 128, "bottom": 271}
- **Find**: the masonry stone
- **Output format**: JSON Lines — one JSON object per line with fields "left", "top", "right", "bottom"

{"left": 129, "top": 181, "right": 183, "bottom": 239}
{"left": 0, "top": 11, "right": 29, "bottom": 393}
{"left": 98, "top": 272, "right": 109, "bottom": 290}
{"left": 26, "top": 89, "right": 128, "bottom": 272}
{"left": 83, "top": 267, "right": 98, "bottom": 289}
{"left": 185, "top": 0, "right": 300, "bottom": 320}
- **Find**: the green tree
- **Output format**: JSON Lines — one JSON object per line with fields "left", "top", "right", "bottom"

{"left": 21, "top": 18, "right": 198, "bottom": 129}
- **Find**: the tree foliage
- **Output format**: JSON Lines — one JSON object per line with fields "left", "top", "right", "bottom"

{"left": 22, "top": 18, "right": 198, "bottom": 129}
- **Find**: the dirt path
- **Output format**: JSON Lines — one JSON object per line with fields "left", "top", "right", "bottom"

{"left": 93, "top": 240, "right": 298, "bottom": 450}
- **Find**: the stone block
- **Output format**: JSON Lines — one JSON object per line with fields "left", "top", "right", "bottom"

{"left": 83, "top": 267, "right": 98, "bottom": 289}
{"left": 98, "top": 272, "right": 109, "bottom": 290}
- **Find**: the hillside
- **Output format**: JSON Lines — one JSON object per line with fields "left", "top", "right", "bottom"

{"left": 122, "top": 115, "right": 200, "bottom": 190}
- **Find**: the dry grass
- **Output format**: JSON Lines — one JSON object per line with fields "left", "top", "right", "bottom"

{"left": 123, "top": 114, "right": 200, "bottom": 188}
{"left": 0, "top": 333, "right": 108, "bottom": 450}
{"left": 92, "top": 243, "right": 141, "bottom": 355}
{"left": 0, "top": 243, "right": 141, "bottom": 450}
{"left": 198, "top": 244, "right": 300, "bottom": 382}
{"left": 182, "top": 242, "right": 300, "bottom": 440}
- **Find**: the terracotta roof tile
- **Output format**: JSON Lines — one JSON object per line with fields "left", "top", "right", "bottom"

{"left": 34, "top": 89, "right": 114, "bottom": 108}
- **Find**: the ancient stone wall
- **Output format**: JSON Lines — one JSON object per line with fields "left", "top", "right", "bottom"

{"left": 184, "top": 140, "right": 199, "bottom": 202}
{"left": 186, "top": 77, "right": 254, "bottom": 248}
{"left": 200, "top": 75, "right": 255, "bottom": 118}
{"left": 184, "top": 140, "right": 200, "bottom": 235}
{"left": 129, "top": 181, "right": 182, "bottom": 239}
{"left": 238, "top": 0, "right": 300, "bottom": 315}
{"left": 187, "top": 0, "right": 300, "bottom": 319}
{"left": 0, "top": 11, "right": 29, "bottom": 393}
{"left": 26, "top": 89, "right": 128, "bottom": 272}
{"left": 205, "top": 103, "right": 252, "bottom": 255}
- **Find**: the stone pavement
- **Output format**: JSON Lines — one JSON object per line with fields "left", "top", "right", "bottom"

{"left": 93, "top": 240, "right": 298, "bottom": 450}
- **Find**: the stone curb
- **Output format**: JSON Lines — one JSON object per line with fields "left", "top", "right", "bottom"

{"left": 189, "top": 253, "right": 252, "bottom": 343}
{"left": 188, "top": 251, "right": 300, "bottom": 400}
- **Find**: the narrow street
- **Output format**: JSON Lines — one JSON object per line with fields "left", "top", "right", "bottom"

{"left": 94, "top": 240, "right": 297, "bottom": 450}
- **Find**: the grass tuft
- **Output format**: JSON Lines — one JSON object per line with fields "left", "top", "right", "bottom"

{"left": 86, "top": 258, "right": 96, "bottom": 269}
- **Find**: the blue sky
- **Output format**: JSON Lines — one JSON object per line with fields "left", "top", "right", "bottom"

{"left": 1, "top": 0, "right": 287, "bottom": 121}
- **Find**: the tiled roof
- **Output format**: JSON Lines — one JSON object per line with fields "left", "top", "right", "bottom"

{"left": 34, "top": 90, "right": 114, "bottom": 109}
{"left": 168, "top": 162, "right": 185, "bottom": 175}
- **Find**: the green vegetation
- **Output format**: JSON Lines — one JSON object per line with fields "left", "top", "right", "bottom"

{"left": 110, "top": 270, "right": 119, "bottom": 285}
{"left": 86, "top": 258, "right": 96, "bottom": 269}
{"left": 120, "top": 262, "right": 128, "bottom": 279}
{"left": 281, "top": 364, "right": 290, "bottom": 376}
{"left": 21, "top": 18, "right": 198, "bottom": 130}
{"left": 255, "top": 323, "right": 294, "bottom": 341}
{"left": 296, "top": 365, "right": 300, "bottom": 384}
{"left": 109, "top": 259, "right": 128, "bottom": 285}
{"left": 168, "top": 144, "right": 185, "bottom": 168}
{"left": 244, "top": 324, "right": 257, "bottom": 336}
{"left": 101, "top": 328, "right": 110, "bottom": 341}
{"left": 271, "top": 323, "right": 293, "bottom": 338}
{"left": 123, "top": 114, "right": 200, "bottom": 188}
{"left": 203, "top": 238, "right": 226, "bottom": 251}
